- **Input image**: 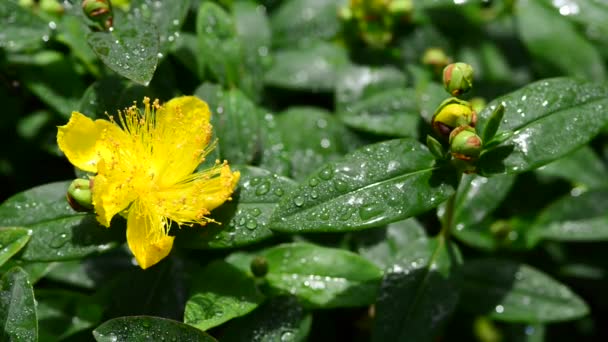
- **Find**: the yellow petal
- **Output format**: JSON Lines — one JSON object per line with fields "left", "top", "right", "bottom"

{"left": 57, "top": 112, "right": 124, "bottom": 173}
{"left": 152, "top": 163, "right": 240, "bottom": 226}
{"left": 92, "top": 158, "right": 138, "bottom": 227}
{"left": 151, "top": 96, "right": 213, "bottom": 186}
{"left": 126, "top": 200, "right": 174, "bottom": 269}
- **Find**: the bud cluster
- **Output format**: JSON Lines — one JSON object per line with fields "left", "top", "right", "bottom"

{"left": 428, "top": 62, "right": 484, "bottom": 173}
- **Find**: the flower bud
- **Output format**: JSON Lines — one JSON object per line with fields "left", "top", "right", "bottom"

{"left": 422, "top": 48, "right": 451, "bottom": 70}
{"left": 449, "top": 126, "right": 482, "bottom": 161}
{"left": 431, "top": 98, "right": 477, "bottom": 139}
{"left": 66, "top": 178, "right": 94, "bottom": 212}
{"left": 443, "top": 62, "right": 474, "bottom": 96}
{"left": 82, "top": 0, "right": 113, "bottom": 30}
{"left": 250, "top": 256, "right": 268, "bottom": 277}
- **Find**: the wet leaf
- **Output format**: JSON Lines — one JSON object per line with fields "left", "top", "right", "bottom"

{"left": 269, "top": 139, "right": 455, "bottom": 233}
{"left": 130, "top": 0, "right": 190, "bottom": 54}
{"left": 372, "top": 237, "right": 462, "bottom": 342}
{"left": 477, "top": 78, "right": 608, "bottom": 174}
{"left": 461, "top": 259, "right": 589, "bottom": 323}
{"left": 536, "top": 146, "right": 608, "bottom": 189}
{"left": 261, "top": 243, "right": 383, "bottom": 308}
{"left": 93, "top": 316, "right": 216, "bottom": 342}
{"left": 0, "top": 0, "right": 50, "bottom": 52}
{"left": 87, "top": 13, "right": 160, "bottom": 85}
{"left": 0, "top": 267, "right": 37, "bottom": 342}
{"left": 184, "top": 260, "right": 264, "bottom": 331}
{"left": 335, "top": 65, "right": 407, "bottom": 112}
{"left": 0, "top": 227, "right": 31, "bottom": 266}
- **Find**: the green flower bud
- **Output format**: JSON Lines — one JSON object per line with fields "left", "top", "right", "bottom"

{"left": 422, "top": 48, "right": 451, "bottom": 69}
{"left": 443, "top": 62, "right": 474, "bottom": 96}
{"left": 66, "top": 178, "right": 94, "bottom": 212}
{"left": 250, "top": 256, "right": 268, "bottom": 277}
{"left": 82, "top": 0, "right": 113, "bottom": 30}
{"left": 449, "top": 126, "right": 482, "bottom": 161}
{"left": 431, "top": 97, "right": 477, "bottom": 139}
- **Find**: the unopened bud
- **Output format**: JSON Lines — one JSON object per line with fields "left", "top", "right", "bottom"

{"left": 422, "top": 48, "right": 451, "bottom": 69}
{"left": 82, "top": 0, "right": 113, "bottom": 30}
{"left": 66, "top": 178, "right": 94, "bottom": 212}
{"left": 443, "top": 62, "right": 474, "bottom": 96}
{"left": 250, "top": 256, "right": 268, "bottom": 277}
{"left": 431, "top": 98, "right": 477, "bottom": 139}
{"left": 449, "top": 126, "right": 482, "bottom": 161}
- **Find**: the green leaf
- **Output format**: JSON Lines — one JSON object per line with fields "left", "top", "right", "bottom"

{"left": 0, "top": 181, "right": 124, "bottom": 261}
{"left": 452, "top": 174, "right": 516, "bottom": 250}
{"left": 258, "top": 112, "right": 292, "bottom": 177}
{"left": 87, "top": 13, "right": 160, "bottom": 85}
{"left": 0, "top": 227, "right": 31, "bottom": 267}
{"left": 276, "top": 106, "right": 358, "bottom": 180}
{"left": 461, "top": 259, "right": 589, "bottom": 323}
{"left": 79, "top": 77, "right": 152, "bottom": 119}
{"left": 517, "top": 0, "right": 605, "bottom": 81}
{"left": 184, "top": 260, "right": 264, "bottom": 331}
{"left": 477, "top": 78, "right": 608, "bottom": 174}
{"left": 37, "top": 289, "right": 103, "bottom": 341}
{"left": 196, "top": 2, "right": 241, "bottom": 86}
{"left": 0, "top": 260, "right": 53, "bottom": 285}
{"left": 0, "top": 0, "right": 51, "bottom": 52}
{"left": 270, "top": 0, "right": 343, "bottom": 47}
{"left": 0, "top": 267, "right": 37, "bottom": 342}
{"left": 529, "top": 189, "right": 608, "bottom": 244}
{"left": 355, "top": 218, "right": 427, "bottom": 270}
{"left": 177, "top": 166, "right": 295, "bottom": 249}
{"left": 269, "top": 139, "right": 455, "bottom": 233}
{"left": 481, "top": 104, "right": 505, "bottom": 143}
{"left": 536, "top": 146, "right": 608, "bottom": 189}
{"left": 130, "top": 0, "right": 191, "bottom": 53}
{"left": 221, "top": 296, "right": 312, "bottom": 342}
{"left": 372, "top": 237, "right": 462, "bottom": 342}
{"left": 265, "top": 41, "right": 349, "bottom": 92}
{"left": 335, "top": 65, "right": 407, "bottom": 112}
{"left": 339, "top": 88, "right": 421, "bottom": 138}
{"left": 261, "top": 243, "right": 383, "bottom": 308}
{"left": 93, "top": 316, "right": 217, "bottom": 342}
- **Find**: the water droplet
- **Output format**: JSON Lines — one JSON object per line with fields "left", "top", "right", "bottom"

{"left": 333, "top": 179, "right": 348, "bottom": 192}
{"left": 293, "top": 196, "right": 304, "bottom": 207}
{"left": 245, "top": 219, "right": 257, "bottom": 230}
{"left": 495, "top": 305, "right": 504, "bottom": 313}
{"left": 250, "top": 177, "right": 260, "bottom": 186}
{"left": 310, "top": 191, "right": 318, "bottom": 199}
{"left": 250, "top": 208, "right": 261, "bottom": 217}
{"left": 274, "top": 187, "right": 284, "bottom": 196}
{"left": 280, "top": 331, "right": 295, "bottom": 342}
{"left": 50, "top": 232, "right": 70, "bottom": 248}
{"left": 359, "top": 204, "right": 385, "bottom": 221}
{"left": 255, "top": 181, "right": 270, "bottom": 196}
{"left": 48, "top": 21, "right": 56, "bottom": 30}
{"left": 319, "top": 166, "right": 334, "bottom": 180}
{"left": 308, "top": 177, "right": 319, "bottom": 187}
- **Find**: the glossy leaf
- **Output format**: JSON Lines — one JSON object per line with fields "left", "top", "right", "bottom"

{"left": 87, "top": 13, "right": 160, "bottom": 85}
{"left": 276, "top": 106, "right": 358, "bottom": 180}
{"left": 93, "top": 316, "right": 216, "bottom": 342}
{"left": 335, "top": 65, "right": 407, "bottom": 112}
{"left": 265, "top": 41, "right": 349, "bottom": 92}
{"left": 196, "top": 2, "right": 241, "bottom": 86}
{"left": 461, "top": 259, "right": 589, "bottom": 323}
{"left": 270, "top": 0, "right": 343, "bottom": 47}
{"left": 536, "top": 146, "right": 608, "bottom": 189}
{"left": 221, "top": 296, "right": 312, "bottom": 342}
{"left": 529, "top": 189, "right": 608, "bottom": 244}
{"left": 37, "top": 289, "right": 103, "bottom": 341}
{"left": 0, "top": 227, "right": 31, "bottom": 266}
{"left": 184, "top": 260, "right": 264, "bottom": 331}
{"left": 373, "top": 237, "right": 462, "bottom": 342}
{"left": 178, "top": 166, "right": 294, "bottom": 249}
{"left": 517, "top": 0, "right": 605, "bottom": 81}
{"left": 261, "top": 243, "right": 384, "bottom": 308}
{"left": 452, "top": 174, "right": 516, "bottom": 250}
{"left": 0, "top": 181, "right": 124, "bottom": 261}
{"left": 269, "top": 139, "right": 455, "bottom": 233}
{"left": 477, "top": 78, "right": 608, "bottom": 174}
{"left": 339, "top": 88, "right": 421, "bottom": 137}
{"left": 0, "top": 0, "right": 50, "bottom": 52}
{"left": 355, "top": 218, "right": 428, "bottom": 270}
{"left": 130, "top": 0, "right": 191, "bottom": 53}
{"left": 0, "top": 267, "right": 37, "bottom": 342}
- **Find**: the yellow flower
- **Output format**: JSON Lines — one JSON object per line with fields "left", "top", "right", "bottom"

{"left": 57, "top": 96, "right": 240, "bottom": 269}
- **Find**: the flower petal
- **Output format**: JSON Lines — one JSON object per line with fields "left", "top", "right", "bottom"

{"left": 153, "top": 163, "right": 240, "bottom": 226}
{"left": 57, "top": 112, "right": 124, "bottom": 173}
{"left": 92, "top": 158, "right": 138, "bottom": 227}
{"left": 152, "top": 96, "right": 213, "bottom": 185}
{"left": 126, "top": 200, "right": 174, "bottom": 269}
